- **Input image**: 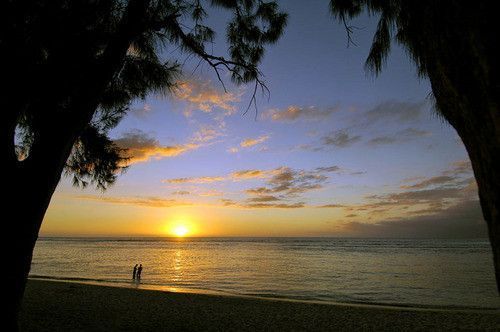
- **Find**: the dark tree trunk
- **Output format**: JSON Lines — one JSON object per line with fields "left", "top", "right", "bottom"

{"left": 5, "top": 2, "right": 151, "bottom": 328}
{"left": 426, "top": 20, "right": 500, "bottom": 291}
{"left": 6, "top": 119, "right": 79, "bottom": 330}
{"left": 462, "top": 128, "right": 500, "bottom": 293}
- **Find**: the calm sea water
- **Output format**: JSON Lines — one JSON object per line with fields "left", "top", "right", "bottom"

{"left": 30, "top": 237, "right": 499, "bottom": 309}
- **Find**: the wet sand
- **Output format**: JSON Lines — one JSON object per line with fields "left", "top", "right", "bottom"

{"left": 20, "top": 279, "right": 499, "bottom": 331}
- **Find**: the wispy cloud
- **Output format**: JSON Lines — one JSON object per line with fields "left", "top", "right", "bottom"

{"left": 77, "top": 195, "right": 192, "bottom": 208}
{"left": 364, "top": 100, "right": 426, "bottom": 124}
{"left": 230, "top": 169, "right": 269, "bottom": 180}
{"left": 400, "top": 176, "right": 457, "bottom": 190}
{"left": 173, "top": 79, "right": 241, "bottom": 116}
{"left": 164, "top": 176, "right": 225, "bottom": 184}
{"left": 219, "top": 198, "right": 306, "bottom": 209}
{"left": 191, "top": 125, "right": 223, "bottom": 144}
{"left": 264, "top": 105, "right": 339, "bottom": 122}
{"left": 367, "top": 128, "right": 431, "bottom": 146}
{"left": 164, "top": 168, "right": 274, "bottom": 185}
{"left": 114, "top": 130, "right": 197, "bottom": 164}
{"left": 240, "top": 135, "right": 270, "bottom": 148}
{"left": 322, "top": 130, "right": 361, "bottom": 148}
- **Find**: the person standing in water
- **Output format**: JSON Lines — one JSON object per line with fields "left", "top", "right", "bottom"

{"left": 132, "top": 264, "right": 138, "bottom": 280}
{"left": 136, "top": 264, "right": 143, "bottom": 280}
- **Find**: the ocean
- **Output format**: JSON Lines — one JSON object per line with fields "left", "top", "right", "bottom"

{"left": 30, "top": 237, "right": 499, "bottom": 309}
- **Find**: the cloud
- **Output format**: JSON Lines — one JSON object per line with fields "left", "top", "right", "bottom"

{"left": 247, "top": 195, "right": 281, "bottom": 203}
{"left": 368, "top": 127, "right": 431, "bottom": 146}
{"left": 114, "top": 130, "right": 197, "bottom": 164}
{"left": 164, "top": 168, "right": 272, "bottom": 185}
{"left": 246, "top": 166, "right": 328, "bottom": 198}
{"left": 164, "top": 176, "right": 225, "bottom": 184}
{"left": 365, "top": 100, "right": 426, "bottom": 124}
{"left": 230, "top": 169, "right": 268, "bottom": 180}
{"left": 240, "top": 135, "right": 270, "bottom": 148}
{"left": 243, "top": 202, "right": 306, "bottom": 209}
{"left": 443, "top": 160, "right": 472, "bottom": 176}
{"left": 336, "top": 199, "right": 487, "bottom": 238}
{"left": 322, "top": 130, "right": 361, "bottom": 148}
{"left": 317, "top": 204, "right": 346, "bottom": 208}
{"left": 401, "top": 160, "right": 474, "bottom": 190}
{"left": 191, "top": 125, "right": 223, "bottom": 144}
{"left": 264, "top": 105, "right": 339, "bottom": 122}
{"left": 77, "top": 195, "right": 192, "bottom": 208}
{"left": 173, "top": 79, "right": 240, "bottom": 116}
{"left": 171, "top": 191, "right": 190, "bottom": 195}
{"left": 401, "top": 176, "right": 457, "bottom": 190}
{"left": 398, "top": 128, "right": 432, "bottom": 138}
{"left": 367, "top": 187, "right": 467, "bottom": 204}
{"left": 315, "top": 166, "right": 341, "bottom": 173}
{"left": 163, "top": 165, "right": 340, "bottom": 209}
{"left": 227, "top": 147, "right": 239, "bottom": 153}
{"left": 367, "top": 136, "right": 397, "bottom": 146}
{"left": 219, "top": 199, "right": 305, "bottom": 209}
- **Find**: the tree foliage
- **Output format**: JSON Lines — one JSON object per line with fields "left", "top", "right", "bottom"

{"left": 2, "top": 0, "right": 287, "bottom": 189}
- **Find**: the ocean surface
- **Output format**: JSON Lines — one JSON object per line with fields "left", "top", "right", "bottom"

{"left": 30, "top": 237, "right": 499, "bottom": 309}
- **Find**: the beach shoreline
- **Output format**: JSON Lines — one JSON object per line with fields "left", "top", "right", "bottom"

{"left": 20, "top": 279, "right": 499, "bottom": 331}
{"left": 27, "top": 276, "right": 499, "bottom": 312}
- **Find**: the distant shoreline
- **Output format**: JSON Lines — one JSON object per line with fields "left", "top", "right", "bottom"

{"left": 21, "top": 279, "right": 500, "bottom": 331}
{"left": 28, "top": 276, "right": 499, "bottom": 312}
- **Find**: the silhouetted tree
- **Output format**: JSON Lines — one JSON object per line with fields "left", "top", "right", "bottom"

{"left": 1, "top": 0, "right": 286, "bottom": 327}
{"left": 330, "top": 0, "right": 500, "bottom": 291}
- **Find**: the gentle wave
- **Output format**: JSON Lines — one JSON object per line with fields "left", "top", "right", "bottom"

{"left": 30, "top": 237, "right": 500, "bottom": 309}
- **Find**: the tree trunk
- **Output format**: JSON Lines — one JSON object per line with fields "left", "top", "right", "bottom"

{"left": 426, "top": 38, "right": 500, "bottom": 291}
{"left": 459, "top": 126, "right": 500, "bottom": 292}
{"left": 6, "top": 184, "right": 56, "bottom": 330}
{"left": 6, "top": 120, "right": 80, "bottom": 330}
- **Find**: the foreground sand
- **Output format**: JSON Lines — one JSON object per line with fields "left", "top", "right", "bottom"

{"left": 21, "top": 280, "right": 499, "bottom": 331}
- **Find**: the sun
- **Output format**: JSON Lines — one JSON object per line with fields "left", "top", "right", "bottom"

{"left": 172, "top": 225, "right": 189, "bottom": 237}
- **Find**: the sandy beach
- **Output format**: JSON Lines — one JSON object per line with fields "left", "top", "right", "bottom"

{"left": 20, "top": 279, "right": 499, "bottom": 331}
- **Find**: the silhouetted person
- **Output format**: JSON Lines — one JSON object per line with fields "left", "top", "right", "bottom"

{"left": 132, "top": 264, "right": 138, "bottom": 280}
{"left": 137, "top": 264, "right": 143, "bottom": 280}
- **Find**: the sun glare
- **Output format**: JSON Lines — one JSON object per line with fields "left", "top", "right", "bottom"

{"left": 172, "top": 225, "right": 189, "bottom": 237}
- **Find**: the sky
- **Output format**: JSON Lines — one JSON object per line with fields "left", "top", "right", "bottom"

{"left": 40, "top": 1, "right": 486, "bottom": 238}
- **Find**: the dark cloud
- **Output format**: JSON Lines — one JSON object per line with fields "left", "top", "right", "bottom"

{"left": 336, "top": 200, "right": 487, "bottom": 238}
{"left": 258, "top": 167, "right": 328, "bottom": 196}
{"left": 322, "top": 130, "right": 361, "bottom": 148}
{"left": 367, "top": 187, "right": 466, "bottom": 203}
{"left": 401, "top": 176, "right": 457, "bottom": 189}
{"left": 317, "top": 204, "right": 346, "bottom": 208}
{"left": 219, "top": 198, "right": 305, "bottom": 209}
{"left": 247, "top": 195, "right": 281, "bottom": 203}
{"left": 114, "top": 130, "right": 197, "bottom": 164}
{"left": 315, "top": 165, "right": 341, "bottom": 173}
{"left": 365, "top": 100, "right": 426, "bottom": 124}
{"left": 367, "top": 127, "right": 431, "bottom": 146}
{"left": 244, "top": 202, "right": 306, "bottom": 209}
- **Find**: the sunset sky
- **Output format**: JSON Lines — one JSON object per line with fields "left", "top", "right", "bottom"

{"left": 40, "top": 1, "right": 486, "bottom": 238}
